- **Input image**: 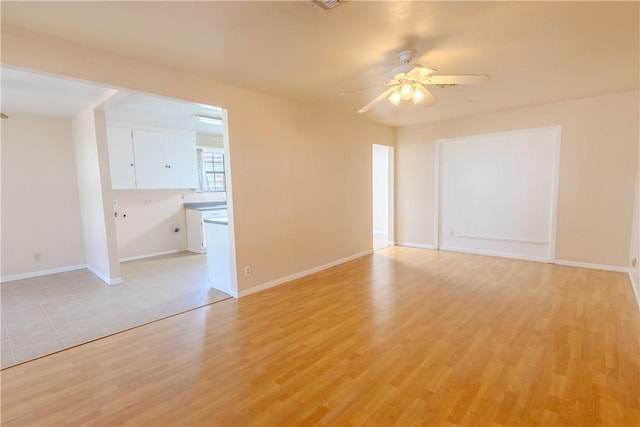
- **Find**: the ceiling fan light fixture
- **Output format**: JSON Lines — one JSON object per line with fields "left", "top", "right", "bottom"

{"left": 388, "top": 90, "right": 402, "bottom": 106}
{"left": 412, "top": 84, "right": 426, "bottom": 104}
{"left": 399, "top": 82, "right": 413, "bottom": 100}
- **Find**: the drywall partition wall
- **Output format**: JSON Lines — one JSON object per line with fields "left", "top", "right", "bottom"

{"left": 629, "top": 177, "right": 640, "bottom": 308}
{"left": 71, "top": 107, "right": 121, "bottom": 284}
{"left": 396, "top": 90, "right": 638, "bottom": 269}
{"left": 0, "top": 114, "right": 87, "bottom": 280}
{"left": 1, "top": 25, "right": 395, "bottom": 294}
{"left": 437, "top": 127, "right": 560, "bottom": 262}
{"left": 629, "top": 134, "right": 640, "bottom": 309}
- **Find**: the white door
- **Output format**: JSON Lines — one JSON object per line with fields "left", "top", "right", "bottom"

{"left": 373, "top": 144, "right": 394, "bottom": 251}
{"left": 437, "top": 126, "right": 560, "bottom": 261}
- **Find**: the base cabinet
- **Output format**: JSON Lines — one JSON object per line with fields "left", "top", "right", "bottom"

{"left": 185, "top": 208, "right": 227, "bottom": 253}
{"left": 206, "top": 220, "right": 233, "bottom": 294}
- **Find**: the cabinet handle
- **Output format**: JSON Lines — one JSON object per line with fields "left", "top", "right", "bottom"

{"left": 165, "top": 165, "right": 171, "bottom": 168}
{"left": 130, "top": 163, "right": 134, "bottom": 166}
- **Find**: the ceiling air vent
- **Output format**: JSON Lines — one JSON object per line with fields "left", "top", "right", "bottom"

{"left": 311, "top": 0, "right": 341, "bottom": 11}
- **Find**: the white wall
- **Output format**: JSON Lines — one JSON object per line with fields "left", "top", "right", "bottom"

{"left": 2, "top": 26, "right": 395, "bottom": 293}
{"left": 1, "top": 114, "right": 86, "bottom": 279}
{"left": 196, "top": 134, "right": 223, "bottom": 148}
{"left": 113, "top": 189, "right": 224, "bottom": 260}
{"left": 71, "top": 107, "right": 121, "bottom": 284}
{"left": 396, "top": 90, "right": 639, "bottom": 269}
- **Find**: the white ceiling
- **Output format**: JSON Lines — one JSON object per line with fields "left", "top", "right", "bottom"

{"left": 1, "top": 1, "right": 638, "bottom": 127}
{"left": 1, "top": 67, "right": 225, "bottom": 135}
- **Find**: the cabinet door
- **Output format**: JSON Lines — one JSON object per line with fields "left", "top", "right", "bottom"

{"left": 107, "top": 127, "right": 136, "bottom": 189}
{"left": 167, "top": 134, "right": 198, "bottom": 189}
{"left": 132, "top": 129, "right": 170, "bottom": 189}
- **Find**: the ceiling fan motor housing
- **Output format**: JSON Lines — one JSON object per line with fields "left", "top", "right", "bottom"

{"left": 397, "top": 49, "right": 416, "bottom": 64}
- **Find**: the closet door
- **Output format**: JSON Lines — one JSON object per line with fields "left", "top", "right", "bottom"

{"left": 438, "top": 126, "right": 560, "bottom": 261}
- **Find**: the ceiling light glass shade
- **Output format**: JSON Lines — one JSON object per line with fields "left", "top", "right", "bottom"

{"left": 412, "top": 85, "right": 426, "bottom": 104}
{"left": 388, "top": 90, "right": 402, "bottom": 106}
{"left": 400, "top": 83, "right": 413, "bottom": 100}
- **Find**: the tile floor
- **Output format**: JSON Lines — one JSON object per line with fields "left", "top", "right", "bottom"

{"left": 1, "top": 252, "right": 231, "bottom": 368}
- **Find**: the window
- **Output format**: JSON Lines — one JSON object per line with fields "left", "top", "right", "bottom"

{"left": 197, "top": 148, "right": 226, "bottom": 192}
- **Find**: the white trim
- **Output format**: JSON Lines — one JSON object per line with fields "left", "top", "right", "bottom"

{"left": 119, "top": 250, "right": 179, "bottom": 263}
{"left": 554, "top": 259, "right": 628, "bottom": 273}
{"left": 440, "top": 246, "right": 549, "bottom": 263}
{"left": 0, "top": 264, "right": 87, "bottom": 283}
{"left": 237, "top": 250, "right": 373, "bottom": 298}
{"left": 628, "top": 269, "right": 640, "bottom": 311}
{"left": 548, "top": 126, "right": 562, "bottom": 262}
{"left": 396, "top": 242, "right": 437, "bottom": 250}
{"left": 388, "top": 146, "right": 395, "bottom": 245}
{"left": 86, "top": 265, "right": 123, "bottom": 285}
{"left": 221, "top": 108, "right": 239, "bottom": 298}
{"left": 433, "top": 140, "right": 441, "bottom": 250}
{"left": 456, "top": 234, "right": 549, "bottom": 245}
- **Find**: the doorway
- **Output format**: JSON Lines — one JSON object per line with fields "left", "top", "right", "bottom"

{"left": 372, "top": 144, "right": 394, "bottom": 251}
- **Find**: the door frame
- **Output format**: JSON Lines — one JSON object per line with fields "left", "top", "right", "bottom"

{"left": 433, "top": 126, "right": 562, "bottom": 262}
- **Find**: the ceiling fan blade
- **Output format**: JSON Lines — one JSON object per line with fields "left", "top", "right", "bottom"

{"left": 415, "top": 83, "right": 438, "bottom": 106}
{"left": 423, "top": 74, "right": 490, "bottom": 85}
{"left": 406, "top": 66, "right": 436, "bottom": 78}
{"left": 339, "top": 83, "right": 387, "bottom": 96}
{"left": 358, "top": 86, "right": 397, "bottom": 113}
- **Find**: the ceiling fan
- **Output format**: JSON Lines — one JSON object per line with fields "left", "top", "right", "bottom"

{"left": 353, "top": 50, "right": 490, "bottom": 113}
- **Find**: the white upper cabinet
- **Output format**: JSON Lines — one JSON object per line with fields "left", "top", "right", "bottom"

{"left": 132, "top": 129, "right": 170, "bottom": 189}
{"left": 107, "top": 127, "right": 136, "bottom": 189}
{"left": 107, "top": 126, "right": 198, "bottom": 190}
{"left": 166, "top": 133, "right": 198, "bottom": 190}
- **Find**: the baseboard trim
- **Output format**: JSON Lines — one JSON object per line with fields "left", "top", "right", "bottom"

{"left": 119, "top": 250, "right": 180, "bottom": 263}
{"left": 396, "top": 242, "right": 437, "bottom": 250}
{"left": 86, "top": 265, "right": 122, "bottom": 285}
{"left": 554, "top": 259, "right": 628, "bottom": 273}
{"left": 627, "top": 269, "right": 640, "bottom": 311}
{"left": 238, "top": 250, "right": 373, "bottom": 298}
{"left": 440, "top": 246, "right": 549, "bottom": 263}
{"left": 0, "top": 264, "right": 87, "bottom": 283}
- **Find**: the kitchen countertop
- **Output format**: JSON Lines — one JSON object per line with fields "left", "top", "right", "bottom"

{"left": 204, "top": 217, "right": 228, "bottom": 225}
{"left": 183, "top": 201, "right": 227, "bottom": 211}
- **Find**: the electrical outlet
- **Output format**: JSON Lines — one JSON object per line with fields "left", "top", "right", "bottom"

{"left": 449, "top": 229, "right": 455, "bottom": 236}
{"left": 632, "top": 257, "right": 637, "bottom": 268}
{"left": 171, "top": 225, "right": 180, "bottom": 234}
{"left": 33, "top": 252, "right": 42, "bottom": 261}
{"left": 244, "top": 266, "right": 252, "bottom": 277}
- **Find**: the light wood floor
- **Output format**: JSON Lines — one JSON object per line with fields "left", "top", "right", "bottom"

{"left": 1, "top": 247, "right": 638, "bottom": 426}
